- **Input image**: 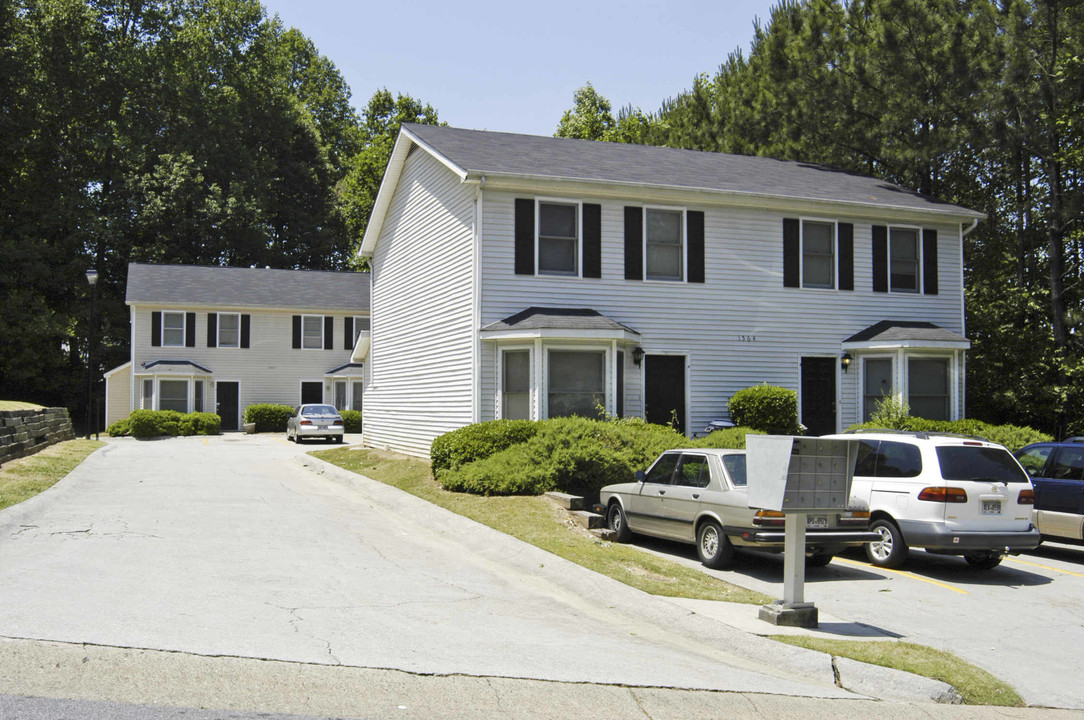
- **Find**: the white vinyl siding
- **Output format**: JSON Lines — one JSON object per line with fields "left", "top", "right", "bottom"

{"left": 363, "top": 148, "right": 477, "bottom": 456}
{"left": 478, "top": 191, "right": 965, "bottom": 432}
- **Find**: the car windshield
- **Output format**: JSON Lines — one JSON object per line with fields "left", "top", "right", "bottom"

{"left": 303, "top": 405, "right": 339, "bottom": 417}
{"left": 722, "top": 454, "right": 747, "bottom": 486}
{"left": 936, "top": 446, "right": 1030, "bottom": 484}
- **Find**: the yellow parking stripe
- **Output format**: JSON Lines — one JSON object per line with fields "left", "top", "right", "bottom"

{"left": 833, "top": 556, "right": 969, "bottom": 595}
{"left": 203, "top": 437, "right": 208, "bottom": 445}
{"left": 1007, "top": 557, "right": 1084, "bottom": 579}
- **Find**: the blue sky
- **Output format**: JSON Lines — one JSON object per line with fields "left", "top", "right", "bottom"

{"left": 260, "top": 0, "right": 780, "bottom": 137}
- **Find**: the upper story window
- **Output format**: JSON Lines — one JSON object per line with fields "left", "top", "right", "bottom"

{"left": 352, "top": 316, "right": 369, "bottom": 345}
{"left": 538, "top": 201, "right": 580, "bottom": 276}
{"left": 218, "top": 313, "right": 240, "bottom": 348}
{"left": 801, "top": 220, "right": 836, "bottom": 289}
{"left": 162, "top": 311, "right": 185, "bottom": 347}
{"left": 890, "top": 226, "right": 920, "bottom": 292}
{"left": 302, "top": 315, "right": 323, "bottom": 349}
{"left": 645, "top": 208, "right": 684, "bottom": 281}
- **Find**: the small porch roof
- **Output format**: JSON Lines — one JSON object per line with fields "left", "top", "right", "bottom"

{"left": 326, "top": 362, "right": 365, "bottom": 376}
{"left": 136, "top": 359, "right": 214, "bottom": 374}
{"left": 480, "top": 307, "right": 641, "bottom": 342}
{"left": 842, "top": 321, "right": 970, "bottom": 350}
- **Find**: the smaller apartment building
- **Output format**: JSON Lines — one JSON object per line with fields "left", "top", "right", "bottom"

{"left": 104, "top": 263, "right": 370, "bottom": 430}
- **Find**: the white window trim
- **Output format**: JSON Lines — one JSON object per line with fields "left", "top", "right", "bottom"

{"left": 217, "top": 312, "right": 241, "bottom": 349}
{"left": 535, "top": 197, "right": 583, "bottom": 279}
{"left": 860, "top": 354, "right": 897, "bottom": 422}
{"left": 903, "top": 352, "right": 956, "bottom": 421}
{"left": 888, "top": 224, "right": 923, "bottom": 294}
{"left": 799, "top": 217, "right": 838, "bottom": 290}
{"left": 497, "top": 345, "right": 534, "bottom": 420}
{"left": 301, "top": 314, "right": 324, "bottom": 350}
{"left": 642, "top": 205, "right": 687, "bottom": 284}
{"left": 541, "top": 343, "right": 612, "bottom": 420}
{"left": 161, "top": 311, "right": 186, "bottom": 347}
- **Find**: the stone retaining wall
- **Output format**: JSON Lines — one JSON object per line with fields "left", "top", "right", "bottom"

{"left": 0, "top": 408, "right": 75, "bottom": 467}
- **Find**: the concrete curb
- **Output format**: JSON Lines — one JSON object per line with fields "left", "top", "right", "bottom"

{"left": 299, "top": 453, "right": 959, "bottom": 704}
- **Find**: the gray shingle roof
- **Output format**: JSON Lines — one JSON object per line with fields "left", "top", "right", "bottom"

{"left": 404, "top": 124, "right": 981, "bottom": 218}
{"left": 126, "top": 263, "right": 369, "bottom": 311}
{"left": 482, "top": 307, "right": 639, "bottom": 334}
{"left": 843, "top": 320, "right": 967, "bottom": 344}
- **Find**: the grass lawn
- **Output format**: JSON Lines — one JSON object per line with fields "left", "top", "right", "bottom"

{"left": 773, "top": 637, "right": 1023, "bottom": 707}
{"left": 0, "top": 439, "right": 104, "bottom": 511}
{"left": 0, "top": 401, "right": 45, "bottom": 411}
{"left": 312, "top": 445, "right": 1026, "bottom": 706}
{"left": 311, "top": 446, "right": 769, "bottom": 603}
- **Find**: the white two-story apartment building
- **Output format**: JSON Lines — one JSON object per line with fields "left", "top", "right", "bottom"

{"left": 355, "top": 124, "right": 982, "bottom": 457}
{"left": 104, "top": 263, "right": 370, "bottom": 430}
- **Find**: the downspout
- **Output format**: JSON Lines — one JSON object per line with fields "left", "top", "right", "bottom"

{"left": 470, "top": 175, "right": 486, "bottom": 423}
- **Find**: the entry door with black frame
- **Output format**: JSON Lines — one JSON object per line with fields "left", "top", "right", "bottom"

{"left": 801, "top": 357, "right": 836, "bottom": 436}
{"left": 216, "top": 382, "right": 239, "bottom": 432}
{"left": 301, "top": 381, "right": 323, "bottom": 405}
{"left": 644, "top": 355, "right": 686, "bottom": 435}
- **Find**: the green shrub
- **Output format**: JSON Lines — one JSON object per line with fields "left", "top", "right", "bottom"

{"left": 868, "top": 394, "right": 910, "bottom": 429}
{"left": 106, "top": 418, "right": 130, "bottom": 437}
{"left": 728, "top": 384, "right": 801, "bottom": 434}
{"left": 243, "top": 403, "right": 295, "bottom": 432}
{"left": 438, "top": 417, "right": 685, "bottom": 500}
{"left": 430, "top": 420, "right": 539, "bottom": 480}
{"left": 125, "top": 410, "right": 220, "bottom": 438}
{"left": 846, "top": 417, "right": 1051, "bottom": 453}
{"left": 340, "top": 410, "right": 362, "bottom": 433}
{"left": 691, "top": 427, "right": 766, "bottom": 449}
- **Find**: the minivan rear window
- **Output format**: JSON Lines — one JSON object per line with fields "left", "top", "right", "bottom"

{"left": 936, "top": 446, "right": 1030, "bottom": 483}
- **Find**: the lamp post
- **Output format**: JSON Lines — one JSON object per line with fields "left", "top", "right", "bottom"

{"left": 85, "top": 268, "right": 98, "bottom": 440}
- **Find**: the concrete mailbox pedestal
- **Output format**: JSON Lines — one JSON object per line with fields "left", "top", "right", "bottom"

{"left": 746, "top": 435, "right": 859, "bottom": 628}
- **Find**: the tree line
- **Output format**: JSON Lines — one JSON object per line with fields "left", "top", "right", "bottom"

{"left": 0, "top": 0, "right": 439, "bottom": 416}
{"left": 557, "top": 0, "right": 1084, "bottom": 437}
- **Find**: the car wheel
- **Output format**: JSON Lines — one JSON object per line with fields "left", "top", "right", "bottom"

{"left": 607, "top": 502, "right": 632, "bottom": 543}
{"left": 696, "top": 520, "right": 734, "bottom": 570}
{"left": 335, "top": 435, "right": 343, "bottom": 444}
{"left": 865, "top": 518, "right": 908, "bottom": 569}
{"left": 964, "top": 551, "right": 1003, "bottom": 570}
{"left": 806, "top": 552, "right": 834, "bottom": 568}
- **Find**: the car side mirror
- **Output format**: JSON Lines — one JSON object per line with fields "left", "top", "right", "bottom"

{"left": 635, "top": 470, "right": 646, "bottom": 482}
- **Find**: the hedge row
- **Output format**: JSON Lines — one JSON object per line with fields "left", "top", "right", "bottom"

{"left": 846, "top": 417, "right": 1051, "bottom": 452}
{"left": 243, "top": 403, "right": 295, "bottom": 432}
{"left": 728, "top": 384, "right": 801, "bottom": 434}
{"left": 110, "top": 410, "right": 222, "bottom": 437}
{"left": 340, "top": 410, "right": 362, "bottom": 433}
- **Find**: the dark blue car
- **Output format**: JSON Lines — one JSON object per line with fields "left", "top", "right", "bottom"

{"left": 1015, "top": 439, "right": 1084, "bottom": 543}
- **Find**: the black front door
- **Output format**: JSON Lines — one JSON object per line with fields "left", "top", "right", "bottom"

{"left": 645, "top": 355, "right": 686, "bottom": 434}
{"left": 301, "top": 381, "right": 323, "bottom": 405}
{"left": 801, "top": 357, "right": 836, "bottom": 436}
{"left": 217, "top": 381, "right": 239, "bottom": 431}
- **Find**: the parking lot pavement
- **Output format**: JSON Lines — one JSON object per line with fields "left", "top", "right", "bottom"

{"left": 0, "top": 435, "right": 856, "bottom": 703}
{"left": 631, "top": 534, "right": 1084, "bottom": 709}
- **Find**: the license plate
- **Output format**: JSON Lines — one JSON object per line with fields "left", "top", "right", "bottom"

{"left": 981, "top": 500, "right": 1002, "bottom": 515}
{"left": 806, "top": 515, "right": 829, "bottom": 529}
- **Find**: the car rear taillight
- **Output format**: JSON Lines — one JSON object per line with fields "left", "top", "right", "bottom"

{"left": 1018, "top": 488, "right": 1035, "bottom": 505}
{"left": 300, "top": 420, "right": 313, "bottom": 426}
{"left": 752, "top": 509, "right": 786, "bottom": 527}
{"left": 917, "top": 486, "right": 968, "bottom": 503}
{"left": 333, "top": 420, "right": 343, "bottom": 426}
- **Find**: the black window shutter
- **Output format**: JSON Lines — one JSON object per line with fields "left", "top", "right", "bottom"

{"left": 344, "top": 317, "right": 354, "bottom": 350}
{"left": 324, "top": 316, "right": 334, "bottom": 350}
{"left": 838, "top": 223, "right": 854, "bottom": 291}
{"left": 151, "top": 312, "right": 161, "bottom": 347}
{"left": 207, "top": 313, "right": 217, "bottom": 347}
{"left": 923, "top": 229, "right": 938, "bottom": 295}
{"left": 782, "top": 218, "right": 800, "bottom": 287}
{"left": 240, "top": 315, "right": 250, "bottom": 348}
{"left": 624, "top": 206, "right": 643, "bottom": 281}
{"left": 514, "top": 198, "right": 534, "bottom": 275}
{"left": 872, "top": 225, "right": 888, "bottom": 292}
{"left": 185, "top": 312, "right": 196, "bottom": 347}
{"left": 292, "top": 315, "right": 301, "bottom": 349}
{"left": 687, "top": 211, "right": 705, "bottom": 283}
{"left": 582, "top": 203, "right": 601, "bottom": 278}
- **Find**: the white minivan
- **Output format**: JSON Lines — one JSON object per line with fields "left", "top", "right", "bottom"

{"left": 822, "top": 431, "right": 1041, "bottom": 569}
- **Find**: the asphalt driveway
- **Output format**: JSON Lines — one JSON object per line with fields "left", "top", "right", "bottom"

{"left": 0, "top": 435, "right": 857, "bottom": 701}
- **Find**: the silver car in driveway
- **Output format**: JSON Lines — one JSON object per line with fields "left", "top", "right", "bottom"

{"left": 286, "top": 404, "right": 344, "bottom": 444}
{"left": 600, "top": 448, "right": 876, "bottom": 569}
